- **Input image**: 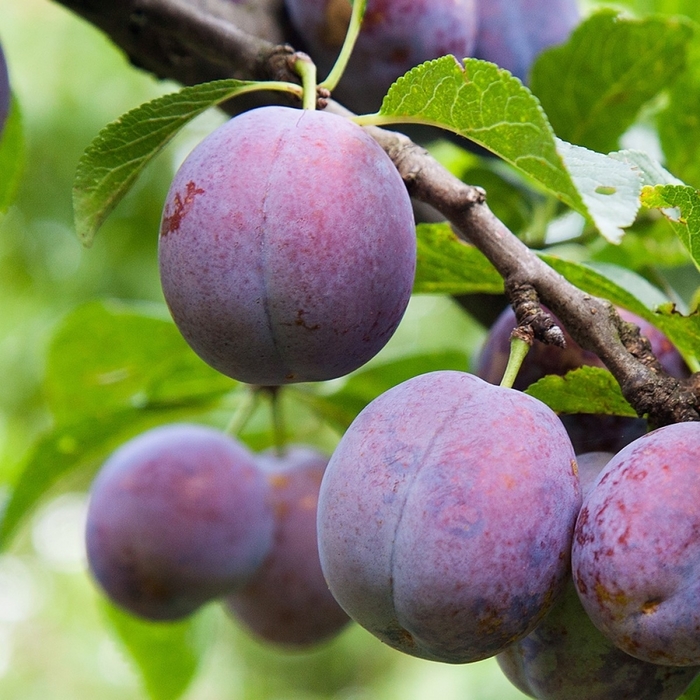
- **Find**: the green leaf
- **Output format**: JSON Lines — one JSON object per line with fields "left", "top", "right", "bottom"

{"left": 640, "top": 184, "right": 700, "bottom": 270}
{"left": 46, "top": 300, "right": 234, "bottom": 424}
{"left": 375, "top": 56, "right": 641, "bottom": 243}
{"left": 72, "top": 79, "right": 297, "bottom": 245}
{"left": 539, "top": 254, "right": 700, "bottom": 368}
{"left": 0, "top": 95, "right": 24, "bottom": 212}
{"left": 102, "top": 600, "right": 210, "bottom": 700}
{"left": 414, "top": 222, "right": 504, "bottom": 294}
{"left": 531, "top": 11, "right": 693, "bottom": 153}
{"left": 658, "top": 35, "right": 700, "bottom": 187}
{"left": 680, "top": 672, "right": 700, "bottom": 700}
{"left": 525, "top": 366, "right": 638, "bottom": 417}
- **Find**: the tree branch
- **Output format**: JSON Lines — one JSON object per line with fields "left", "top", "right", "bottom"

{"left": 53, "top": 0, "right": 700, "bottom": 426}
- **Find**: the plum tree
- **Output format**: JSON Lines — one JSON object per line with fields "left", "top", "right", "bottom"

{"left": 317, "top": 370, "right": 581, "bottom": 663}
{"left": 85, "top": 424, "right": 275, "bottom": 621}
{"left": 497, "top": 448, "right": 699, "bottom": 699}
{"left": 573, "top": 422, "right": 700, "bottom": 666}
{"left": 226, "top": 445, "right": 350, "bottom": 647}
{"left": 159, "top": 105, "right": 416, "bottom": 386}
{"left": 0, "top": 42, "right": 9, "bottom": 137}
{"left": 284, "top": 0, "right": 478, "bottom": 113}
{"left": 473, "top": 0, "right": 580, "bottom": 82}
{"left": 497, "top": 580, "right": 700, "bottom": 700}
{"left": 475, "top": 306, "right": 689, "bottom": 453}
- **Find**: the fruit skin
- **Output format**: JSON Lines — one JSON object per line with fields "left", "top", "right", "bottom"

{"left": 475, "top": 306, "right": 688, "bottom": 453}
{"left": 284, "top": 0, "right": 478, "bottom": 113}
{"left": 159, "top": 105, "right": 416, "bottom": 386}
{"left": 226, "top": 446, "right": 350, "bottom": 647}
{"left": 573, "top": 422, "right": 700, "bottom": 666}
{"left": 318, "top": 370, "right": 581, "bottom": 663}
{"left": 497, "top": 581, "right": 700, "bottom": 700}
{"left": 0, "top": 43, "right": 9, "bottom": 138}
{"left": 474, "top": 0, "right": 580, "bottom": 82}
{"left": 497, "top": 449, "right": 700, "bottom": 700}
{"left": 85, "top": 424, "right": 274, "bottom": 621}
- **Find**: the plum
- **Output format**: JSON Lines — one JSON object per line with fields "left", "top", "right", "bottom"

{"left": 0, "top": 42, "right": 9, "bottom": 138}
{"left": 317, "top": 370, "right": 581, "bottom": 663}
{"left": 284, "top": 0, "right": 478, "bottom": 113}
{"left": 473, "top": 0, "right": 580, "bottom": 83}
{"left": 497, "top": 581, "right": 700, "bottom": 700}
{"left": 85, "top": 424, "right": 274, "bottom": 621}
{"left": 573, "top": 422, "right": 700, "bottom": 666}
{"left": 475, "top": 306, "right": 688, "bottom": 453}
{"left": 497, "top": 448, "right": 699, "bottom": 699}
{"left": 159, "top": 105, "right": 416, "bottom": 386}
{"left": 226, "top": 446, "right": 350, "bottom": 647}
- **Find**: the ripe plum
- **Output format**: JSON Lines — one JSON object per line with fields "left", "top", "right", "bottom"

{"left": 85, "top": 424, "right": 274, "bottom": 620}
{"left": 226, "top": 446, "right": 349, "bottom": 647}
{"left": 0, "top": 43, "right": 9, "bottom": 138}
{"left": 284, "top": 0, "right": 478, "bottom": 113}
{"left": 159, "top": 106, "right": 416, "bottom": 385}
{"left": 474, "top": 0, "right": 580, "bottom": 82}
{"left": 317, "top": 370, "right": 581, "bottom": 663}
{"left": 573, "top": 422, "right": 700, "bottom": 666}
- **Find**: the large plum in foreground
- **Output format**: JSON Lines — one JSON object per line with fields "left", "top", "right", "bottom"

{"left": 318, "top": 370, "right": 581, "bottom": 663}
{"left": 226, "top": 446, "right": 349, "bottom": 647}
{"left": 573, "top": 422, "right": 700, "bottom": 666}
{"left": 86, "top": 424, "right": 274, "bottom": 620}
{"left": 474, "top": 0, "right": 580, "bottom": 82}
{"left": 285, "top": 0, "right": 478, "bottom": 113}
{"left": 159, "top": 106, "right": 416, "bottom": 386}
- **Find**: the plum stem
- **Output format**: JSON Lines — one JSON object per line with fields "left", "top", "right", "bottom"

{"left": 319, "top": 0, "right": 367, "bottom": 94}
{"left": 225, "top": 387, "right": 261, "bottom": 437}
{"left": 500, "top": 337, "right": 530, "bottom": 389}
{"left": 294, "top": 54, "right": 318, "bottom": 111}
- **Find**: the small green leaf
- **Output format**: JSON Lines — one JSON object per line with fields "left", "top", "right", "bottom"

{"left": 102, "top": 600, "right": 211, "bottom": 700}
{"left": 73, "top": 79, "right": 298, "bottom": 245}
{"left": 640, "top": 184, "right": 700, "bottom": 270}
{"left": 531, "top": 11, "right": 693, "bottom": 153}
{"left": 680, "top": 671, "right": 700, "bottom": 700}
{"left": 46, "top": 300, "right": 233, "bottom": 424}
{"left": 414, "top": 222, "right": 504, "bottom": 294}
{"left": 525, "top": 366, "right": 638, "bottom": 417}
{"left": 375, "top": 56, "right": 641, "bottom": 243}
{"left": 0, "top": 95, "right": 24, "bottom": 212}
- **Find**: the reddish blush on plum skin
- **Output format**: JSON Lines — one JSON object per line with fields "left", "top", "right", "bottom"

{"left": 573, "top": 422, "right": 700, "bottom": 666}
{"left": 85, "top": 424, "right": 274, "bottom": 621}
{"left": 318, "top": 370, "right": 581, "bottom": 663}
{"left": 226, "top": 446, "right": 349, "bottom": 648}
{"left": 159, "top": 106, "right": 416, "bottom": 386}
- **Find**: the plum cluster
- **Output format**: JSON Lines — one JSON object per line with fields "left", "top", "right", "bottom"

{"left": 285, "top": 0, "right": 579, "bottom": 113}
{"left": 85, "top": 424, "right": 348, "bottom": 647}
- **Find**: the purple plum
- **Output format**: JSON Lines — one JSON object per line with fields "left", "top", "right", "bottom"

{"left": 0, "top": 43, "right": 9, "bottom": 138}
{"left": 226, "top": 446, "right": 350, "bottom": 647}
{"left": 159, "top": 105, "right": 416, "bottom": 386}
{"left": 85, "top": 424, "right": 274, "bottom": 621}
{"left": 317, "top": 370, "right": 581, "bottom": 663}
{"left": 474, "top": 0, "right": 580, "bottom": 83}
{"left": 284, "top": 0, "right": 478, "bottom": 113}
{"left": 573, "top": 422, "right": 700, "bottom": 666}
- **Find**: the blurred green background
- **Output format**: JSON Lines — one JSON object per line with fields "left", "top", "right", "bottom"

{"left": 0, "top": 1, "right": 528, "bottom": 698}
